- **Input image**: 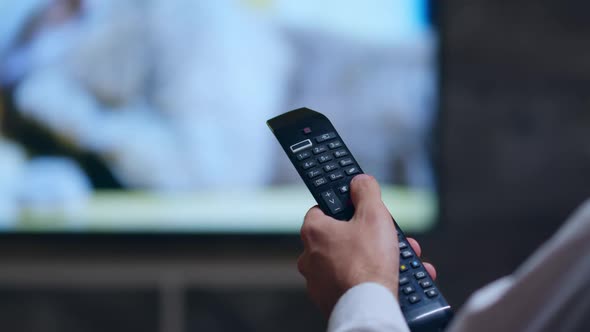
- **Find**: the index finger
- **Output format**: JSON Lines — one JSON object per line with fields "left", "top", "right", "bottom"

{"left": 300, "top": 206, "right": 328, "bottom": 246}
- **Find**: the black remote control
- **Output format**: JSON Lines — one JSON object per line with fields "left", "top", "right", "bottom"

{"left": 267, "top": 107, "right": 452, "bottom": 332}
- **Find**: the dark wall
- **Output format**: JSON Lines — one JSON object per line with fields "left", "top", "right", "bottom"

{"left": 421, "top": 0, "right": 590, "bottom": 308}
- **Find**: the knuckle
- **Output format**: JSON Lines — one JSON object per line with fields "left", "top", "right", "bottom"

{"left": 360, "top": 202, "right": 390, "bottom": 223}
{"left": 300, "top": 221, "right": 318, "bottom": 243}
{"left": 302, "top": 209, "right": 325, "bottom": 243}
{"left": 304, "top": 206, "right": 322, "bottom": 222}
{"left": 297, "top": 255, "right": 306, "bottom": 275}
{"left": 307, "top": 248, "right": 323, "bottom": 262}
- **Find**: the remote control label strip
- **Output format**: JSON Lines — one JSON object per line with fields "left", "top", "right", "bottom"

{"left": 267, "top": 107, "right": 452, "bottom": 332}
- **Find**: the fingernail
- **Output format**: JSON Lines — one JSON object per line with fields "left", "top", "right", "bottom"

{"left": 351, "top": 174, "right": 371, "bottom": 184}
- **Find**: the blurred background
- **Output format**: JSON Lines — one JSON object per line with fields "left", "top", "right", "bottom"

{"left": 0, "top": 0, "right": 589, "bottom": 331}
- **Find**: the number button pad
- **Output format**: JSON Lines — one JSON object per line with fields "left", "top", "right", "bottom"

{"left": 318, "top": 154, "right": 333, "bottom": 163}
{"left": 313, "top": 146, "right": 327, "bottom": 154}
{"left": 299, "top": 132, "right": 362, "bottom": 220}
{"left": 328, "top": 141, "right": 342, "bottom": 149}
{"left": 333, "top": 150, "right": 348, "bottom": 158}
{"left": 296, "top": 151, "right": 311, "bottom": 160}
{"left": 328, "top": 172, "right": 344, "bottom": 181}
{"left": 323, "top": 163, "right": 339, "bottom": 172}
{"left": 339, "top": 158, "right": 354, "bottom": 167}
{"left": 307, "top": 169, "right": 322, "bottom": 179}
{"left": 301, "top": 160, "right": 317, "bottom": 170}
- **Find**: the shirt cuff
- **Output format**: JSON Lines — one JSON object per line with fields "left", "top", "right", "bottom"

{"left": 328, "top": 282, "right": 410, "bottom": 332}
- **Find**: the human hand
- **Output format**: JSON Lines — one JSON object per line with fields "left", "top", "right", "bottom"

{"left": 297, "top": 174, "right": 437, "bottom": 316}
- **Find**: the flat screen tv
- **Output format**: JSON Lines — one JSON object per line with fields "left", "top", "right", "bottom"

{"left": 0, "top": 0, "right": 439, "bottom": 234}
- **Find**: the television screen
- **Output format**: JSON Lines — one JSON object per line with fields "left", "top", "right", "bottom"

{"left": 0, "top": 0, "right": 438, "bottom": 233}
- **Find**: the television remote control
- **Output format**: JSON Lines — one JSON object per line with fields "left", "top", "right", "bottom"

{"left": 267, "top": 107, "right": 453, "bottom": 332}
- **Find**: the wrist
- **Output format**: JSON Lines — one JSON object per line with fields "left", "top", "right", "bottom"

{"left": 346, "top": 271, "right": 398, "bottom": 299}
{"left": 329, "top": 282, "right": 405, "bottom": 332}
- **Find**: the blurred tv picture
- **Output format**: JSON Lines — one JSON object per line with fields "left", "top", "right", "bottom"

{"left": 0, "top": 0, "right": 437, "bottom": 230}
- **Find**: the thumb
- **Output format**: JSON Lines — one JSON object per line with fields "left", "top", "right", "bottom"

{"left": 350, "top": 174, "right": 384, "bottom": 219}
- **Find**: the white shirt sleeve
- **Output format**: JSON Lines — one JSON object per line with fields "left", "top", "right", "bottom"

{"left": 328, "top": 282, "right": 410, "bottom": 332}
{"left": 447, "top": 199, "right": 590, "bottom": 332}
